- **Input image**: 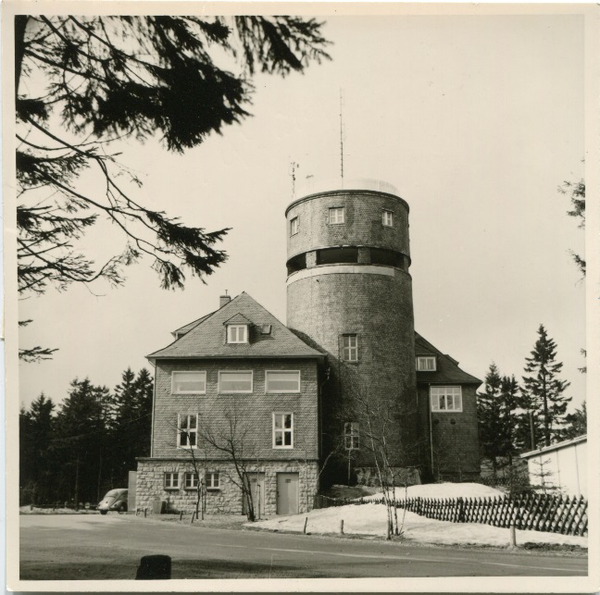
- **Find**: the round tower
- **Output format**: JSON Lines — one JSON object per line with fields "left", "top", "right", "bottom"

{"left": 286, "top": 179, "right": 419, "bottom": 485}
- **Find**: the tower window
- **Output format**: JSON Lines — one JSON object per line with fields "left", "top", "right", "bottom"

{"left": 430, "top": 387, "right": 462, "bottom": 412}
{"left": 290, "top": 217, "right": 299, "bottom": 236}
{"left": 416, "top": 356, "right": 436, "bottom": 371}
{"left": 316, "top": 247, "right": 358, "bottom": 265}
{"left": 344, "top": 422, "right": 359, "bottom": 450}
{"left": 329, "top": 207, "right": 345, "bottom": 224}
{"left": 342, "top": 334, "right": 358, "bottom": 361}
{"left": 382, "top": 210, "right": 394, "bottom": 227}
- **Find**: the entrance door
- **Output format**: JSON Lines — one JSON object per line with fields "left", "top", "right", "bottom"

{"left": 243, "top": 473, "right": 265, "bottom": 519}
{"left": 276, "top": 473, "right": 299, "bottom": 515}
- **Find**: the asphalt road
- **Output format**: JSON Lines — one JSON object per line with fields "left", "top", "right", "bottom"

{"left": 19, "top": 513, "right": 587, "bottom": 580}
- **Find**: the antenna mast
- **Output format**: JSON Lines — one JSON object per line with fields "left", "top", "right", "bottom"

{"left": 289, "top": 161, "right": 298, "bottom": 198}
{"left": 339, "top": 89, "right": 345, "bottom": 185}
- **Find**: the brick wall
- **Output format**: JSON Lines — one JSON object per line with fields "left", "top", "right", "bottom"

{"left": 417, "top": 384, "right": 481, "bottom": 480}
{"left": 152, "top": 358, "right": 319, "bottom": 461}
{"left": 136, "top": 458, "right": 319, "bottom": 517}
{"left": 286, "top": 190, "right": 410, "bottom": 259}
{"left": 286, "top": 188, "right": 418, "bottom": 474}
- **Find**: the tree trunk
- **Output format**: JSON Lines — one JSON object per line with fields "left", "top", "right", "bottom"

{"left": 14, "top": 15, "right": 28, "bottom": 94}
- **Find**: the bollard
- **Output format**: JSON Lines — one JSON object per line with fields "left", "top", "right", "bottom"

{"left": 179, "top": 511, "right": 183, "bottom": 521}
{"left": 509, "top": 524, "right": 517, "bottom": 547}
{"left": 340, "top": 519, "right": 344, "bottom": 535}
{"left": 144, "top": 508, "right": 147, "bottom": 518}
{"left": 303, "top": 517, "right": 308, "bottom": 534}
{"left": 135, "top": 555, "right": 171, "bottom": 579}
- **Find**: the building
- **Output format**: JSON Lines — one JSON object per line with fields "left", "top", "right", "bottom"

{"left": 520, "top": 435, "right": 587, "bottom": 496}
{"left": 136, "top": 179, "right": 482, "bottom": 516}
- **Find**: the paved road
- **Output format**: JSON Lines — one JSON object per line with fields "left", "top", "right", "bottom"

{"left": 19, "top": 514, "right": 587, "bottom": 580}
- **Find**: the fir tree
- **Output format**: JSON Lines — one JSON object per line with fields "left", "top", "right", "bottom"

{"left": 19, "top": 394, "right": 56, "bottom": 504}
{"left": 477, "top": 365, "right": 519, "bottom": 477}
{"left": 522, "top": 325, "right": 572, "bottom": 447}
{"left": 16, "top": 16, "right": 330, "bottom": 360}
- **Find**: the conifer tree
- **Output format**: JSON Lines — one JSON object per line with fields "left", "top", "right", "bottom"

{"left": 16, "top": 16, "right": 330, "bottom": 360}
{"left": 19, "top": 394, "right": 56, "bottom": 504}
{"left": 521, "top": 325, "right": 572, "bottom": 447}
{"left": 477, "top": 364, "right": 519, "bottom": 476}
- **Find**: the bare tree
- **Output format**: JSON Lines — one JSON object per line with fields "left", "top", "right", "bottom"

{"left": 195, "top": 402, "right": 260, "bottom": 521}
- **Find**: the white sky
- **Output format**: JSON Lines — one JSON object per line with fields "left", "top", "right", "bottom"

{"left": 18, "top": 13, "right": 586, "bottom": 410}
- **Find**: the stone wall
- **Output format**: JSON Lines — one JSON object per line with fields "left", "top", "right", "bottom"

{"left": 136, "top": 458, "right": 319, "bottom": 518}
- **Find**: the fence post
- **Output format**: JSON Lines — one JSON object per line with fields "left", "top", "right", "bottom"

{"left": 340, "top": 520, "right": 344, "bottom": 534}
{"left": 457, "top": 497, "right": 465, "bottom": 523}
{"left": 303, "top": 517, "right": 308, "bottom": 534}
{"left": 509, "top": 524, "right": 517, "bottom": 547}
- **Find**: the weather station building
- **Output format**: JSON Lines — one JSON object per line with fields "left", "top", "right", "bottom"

{"left": 135, "top": 178, "right": 481, "bottom": 517}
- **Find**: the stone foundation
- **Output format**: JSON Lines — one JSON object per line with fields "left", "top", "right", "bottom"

{"left": 136, "top": 458, "right": 319, "bottom": 518}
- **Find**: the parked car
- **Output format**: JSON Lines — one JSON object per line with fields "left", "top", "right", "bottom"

{"left": 98, "top": 488, "right": 128, "bottom": 515}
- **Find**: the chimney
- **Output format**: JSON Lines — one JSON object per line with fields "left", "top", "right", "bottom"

{"left": 219, "top": 294, "right": 231, "bottom": 309}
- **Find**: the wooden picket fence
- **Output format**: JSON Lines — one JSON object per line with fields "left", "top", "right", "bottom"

{"left": 315, "top": 493, "right": 587, "bottom": 536}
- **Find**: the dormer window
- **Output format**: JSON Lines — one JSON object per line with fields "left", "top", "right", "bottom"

{"left": 416, "top": 356, "right": 436, "bottom": 371}
{"left": 227, "top": 325, "right": 248, "bottom": 344}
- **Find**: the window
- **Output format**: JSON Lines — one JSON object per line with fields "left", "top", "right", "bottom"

{"left": 344, "top": 422, "right": 359, "bottom": 450}
{"left": 290, "top": 217, "right": 299, "bottom": 236}
{"left": 342, "top": 334, "right": 358, "bottom": 362}
{"left": 329, "top": 207, "right": 345, "bottom": 224}
{"left": 266, "top": 371, "right": 300, "bottom": 393}
{"left": 184, "top": 472, "right": 199, "bottom": 490}
{"left": 219, "top": 371, "right": 253, "bottom": 393}
{"left": 260, "top": 324, "right": 272, "bottom": 335}
{"left": 382, "top": 210, "right": 394, "bottom": 227}
{"left": 416, "top": 356, "right": 437, "bottom": 371}
{"left": 177, "top": 414, "right": 198, "bottom": 448}
{"left": 430, "top": 387, "right": 462, "bottom": 412}
{"left": 227, "top": 325, "right": 248, "bottom": 344}
{"left": 172, "top": 371, "right": 206, "bottom": 394}
{"left": 273, "top": 413, "right": 294, "bottom": 448}
{"left": 206, "top": 472, "right": 220, "bottom": 490}
{"left": 164, "top": 472, "right": 179, "bottom": 490}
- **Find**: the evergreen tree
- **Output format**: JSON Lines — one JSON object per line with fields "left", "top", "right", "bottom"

{"left": 559, "top": 178, "right": 585, "bottom": 276}
{"left": 477, "top": 364, "right": 519, "bottom": 476}
{"left": 54, "top": 379, "right": 111, "bottom": 505}
{"left": 521, "top": 325, "right": 572, "bottom": 447}
{"left": 562, "top": 401, "right": 587, "bottom": 439}
{"left": 19, "top": 394, "right": 56, "bottom": 504}
{"left": 109, "top": 368, "right": 153, "bottom": 486}
{"left": 16, "top": 16, "right": 330, "bottom": 360}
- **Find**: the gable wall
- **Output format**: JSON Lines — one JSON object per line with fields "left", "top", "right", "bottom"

{"left": 152, "top": 358, "right": 319, "bottom": 461}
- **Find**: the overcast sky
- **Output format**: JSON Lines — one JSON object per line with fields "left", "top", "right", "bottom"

{"left": 18, "top": 12, "right": 586, "bottom": 411}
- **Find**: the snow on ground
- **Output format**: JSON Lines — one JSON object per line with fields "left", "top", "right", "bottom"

{"left": 361, "top": 482, "right": 505, "bottom": 501}
{"left": 250, "top": 503, "right": 587, "bottom": 547}
{"left": 248, "top": 484, "right": 587, "bottom": 548}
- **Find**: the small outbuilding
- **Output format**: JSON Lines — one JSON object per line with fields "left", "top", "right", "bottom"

{"left": 520, "top": 435, "right": 587, "bottom": 496}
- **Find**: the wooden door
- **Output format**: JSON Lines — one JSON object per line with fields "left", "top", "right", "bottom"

{"left": 276, "top": 472, "right": 299, "bottom": 515}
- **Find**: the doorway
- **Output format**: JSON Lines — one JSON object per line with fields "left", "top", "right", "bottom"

{"left": 276, "top": 472, "right": 299, "bottom": 515}
{"left": 243, "top": 473, "right": 265, "bottom": 519}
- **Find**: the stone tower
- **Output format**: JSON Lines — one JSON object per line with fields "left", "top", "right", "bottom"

{"left": 285, "top": 179, "right": 420, "bottom": 484}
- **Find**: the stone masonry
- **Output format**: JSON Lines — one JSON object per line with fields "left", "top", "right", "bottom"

{"left": 136, "top": 458, "right": 319, "bottom": 517}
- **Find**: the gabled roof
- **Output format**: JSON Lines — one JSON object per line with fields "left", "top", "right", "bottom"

{"left": 148, "top": 292, "right": 324, "bottom": 361}
{"left": 223, "top": 313, "right": 252, "bottom": 326}
{"left": 415, "top": 332, "right": 481, "bottom": 386}
{"left": 171, "top": 311, "right": 215, "bottom": 338}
